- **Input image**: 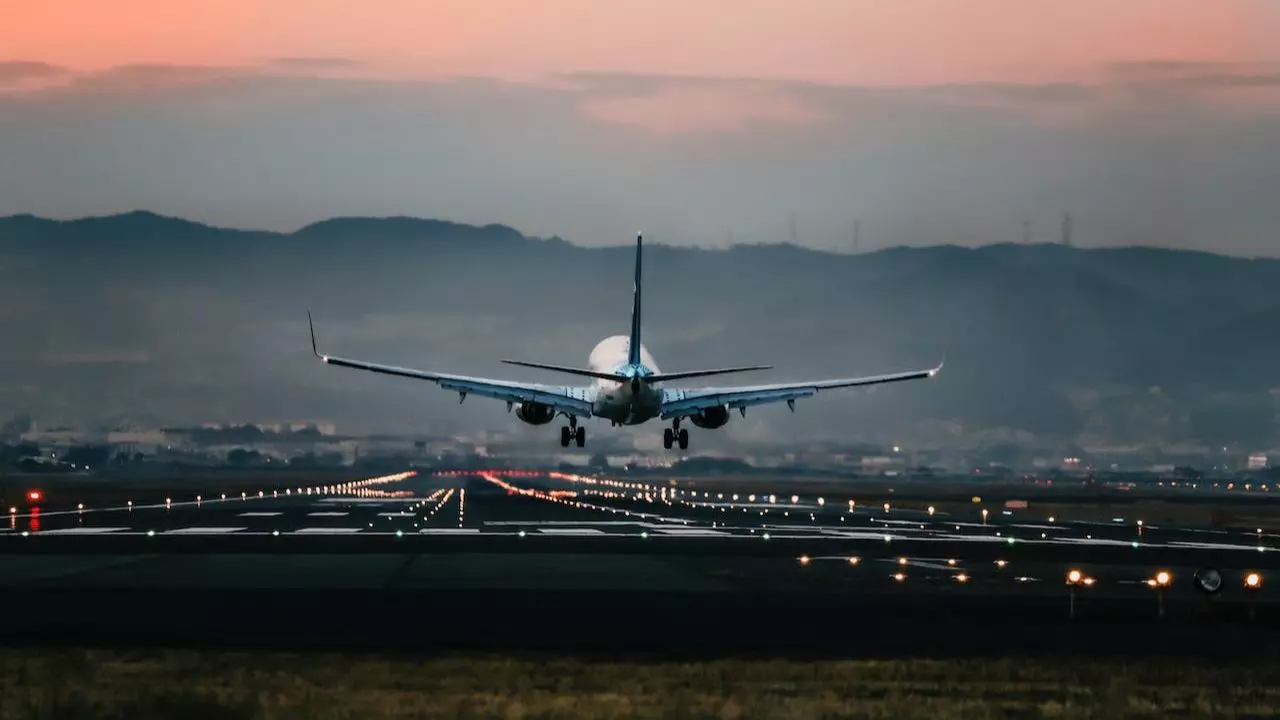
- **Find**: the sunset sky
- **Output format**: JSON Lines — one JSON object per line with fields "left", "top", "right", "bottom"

{"left": 2, "top": 0, "right": 1278, "bottom": 254}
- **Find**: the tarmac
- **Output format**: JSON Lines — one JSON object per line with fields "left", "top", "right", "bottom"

{"left": 3, "top": 469, "right": 1280, "bottom": 657}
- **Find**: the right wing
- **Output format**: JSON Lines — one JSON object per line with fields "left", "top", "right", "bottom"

{"left": 308, "top": 313, "right": 596, "bottom": 417}
{"left": 660, "top": 361, "right": 942, "bottom": 419}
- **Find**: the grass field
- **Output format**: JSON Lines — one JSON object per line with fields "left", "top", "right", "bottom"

{"left": 2, "top": 649, "right": 1279, "bottom": 719}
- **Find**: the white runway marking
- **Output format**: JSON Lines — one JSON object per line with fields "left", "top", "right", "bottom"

{"left": 239, "top": 512, "right": 283, "bottom": 517}
{"left": 1167, "top": 540, "right": 1266, "bottom": 552}
{"left": 164, "top": 527, "right": 247, "bottom": 534}
{"left": 485, "top": 520, "right": 644, "bottom": 526}
{"left": 878, "top": 558, "right": 957, "bottom": 571}
{"left": 420, "top": 528, "right": 481, "bottom": 534}
{"left": 820, "top": 530, "right": 906, "bottom": 540}
{"left": 537, "top": 528, "right": 605, "bottom": 535}
{"left": 37, "top": 527, "right": 131, "bottom": 535}
{"left": 932, "top": 534, "right": 1011, "bottom": 543}
{"left": 377, "top": 512, "right": 415, "bottom": 517}
{"left": 1057, "top": 537, "right": 1136, "bottom": 547}
{"left": 653, "top": 527, "right": 729, "bottom": 536}
{"left": 294, "top": 527, "right": 362, "bottom": 534}
{"left": 307, "top": 512, "right": 349, "bottom": 517}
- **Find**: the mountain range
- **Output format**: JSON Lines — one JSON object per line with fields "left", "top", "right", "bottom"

{"left": 2, "top": 210, "right": 1279, "bottom": 452}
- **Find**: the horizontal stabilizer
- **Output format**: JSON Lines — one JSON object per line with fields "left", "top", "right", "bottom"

{"left": 500, "top": 359, "right": 622, "bottom": 382}
{"left": 646, "top": 366, "right": 772, "bottom": 382}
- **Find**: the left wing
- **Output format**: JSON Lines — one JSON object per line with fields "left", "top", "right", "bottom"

{"left": 660, "top": 361, "right": 943, "bottom": 419}
{"left": 308, "top": 313, "right": 596, "bottom": 418}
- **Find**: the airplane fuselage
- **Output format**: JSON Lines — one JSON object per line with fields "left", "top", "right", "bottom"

{"left": 587, "top": 335, "right": 663, "bottom": 425}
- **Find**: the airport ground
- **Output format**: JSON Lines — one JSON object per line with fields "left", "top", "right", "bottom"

{"left": 4, "top": 468, "right": 1280, "bottom": 717}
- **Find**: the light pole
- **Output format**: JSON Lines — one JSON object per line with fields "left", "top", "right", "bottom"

{"left": 1245, "top": 571, "right": 1263, "bottom": 621}
{"left": 1065, "top": 568, "right": 1093, "bottom": 619}
{"left": 1149, "top": 570, "right": 1172, "bottom": 619}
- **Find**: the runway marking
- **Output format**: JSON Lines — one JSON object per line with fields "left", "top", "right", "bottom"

{"left": 537, "top": 528, "right": 606, "bottom": 535}
{"left": 164, "top": 527, "right": 247, "bottom": 535}
{"left": 36, "top": 527, "right": 131, "bottom": 535}
{"left": 378, "top": 512, "right": 416, "bottom": 517}
{"left": 315, "top": 498, "right": 423, "bottom": 504}
{"left": 294, "top": 527, "right": 362, "bottom": 534}
{"left": 1057, "top": 537, "right": 1136, "bottom": 547}
{"left": 652, "top": 527, "right": 729, "bottom": 536}
{"left": 1167, "top": 540, "right": 1267, "bottom": 552}
{"left": 877, "top": 558, "right": 957, "bottom": 571}
{"left": 420, "top": 528, "right": 480, "bottom": 534}
{"left": 239, "top": 512, "right": 283, "bottom": 517}
{"left": 820, "top": 530, "right": 906, "bottom": 540}
{"left": 932, "top": 534, "right": 1010, "bottom": 543}
{"left": 307, "top": 512, "right": 349, "bottom": 517}
{"left": 874, "top": 518, "right": 935, "bottom": 527}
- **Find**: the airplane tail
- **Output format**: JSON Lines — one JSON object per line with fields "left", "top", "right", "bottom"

{"left": 628, "top": 232, "right": 643, "bottom": 366}
{"left": 501, "top": 232, "right": 773, "bottom": 385}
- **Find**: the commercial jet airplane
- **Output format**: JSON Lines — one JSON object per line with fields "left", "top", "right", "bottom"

{"left": 308, "top": 233, "right": 942, "bottom": 450}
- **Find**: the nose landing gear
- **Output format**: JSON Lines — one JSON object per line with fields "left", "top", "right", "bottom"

{"left": 662, "top": 419, "right": 689, "bottom": 450}
{"left": 559, "top": 417, "right": 586, "bottom": 448}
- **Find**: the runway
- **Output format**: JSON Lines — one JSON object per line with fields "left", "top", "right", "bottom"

{"left": 3, "top": 468, "right": 1280, "bottom": 657}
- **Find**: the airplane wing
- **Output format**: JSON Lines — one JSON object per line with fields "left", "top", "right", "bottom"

{"left": 659, "top": 361, "right": 943, "bottom": 420}
{"left": 308, "top": 314, "right": 596, "bottom": 418}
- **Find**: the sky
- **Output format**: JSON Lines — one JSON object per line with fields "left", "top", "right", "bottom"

{"left": 2, "top": 0, "right": 1279, "bottom": 254}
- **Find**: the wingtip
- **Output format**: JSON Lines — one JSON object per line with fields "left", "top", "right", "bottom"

{"left": 930, "top": 354, "right": 946, "bottom": 376}
{"left": 307, "top": 310, "right": 320, "bottom": 359}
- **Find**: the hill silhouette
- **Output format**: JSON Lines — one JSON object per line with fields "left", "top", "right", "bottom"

{"left": 1, "top": 211, "right": 1278, "bottom": 451}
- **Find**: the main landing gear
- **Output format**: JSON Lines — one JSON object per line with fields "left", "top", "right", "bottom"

{"left": 560, "top": 417, "right": 585, "bottom": 448}
{"left": 663, "top": 419, "right": 689, "bottom": 450}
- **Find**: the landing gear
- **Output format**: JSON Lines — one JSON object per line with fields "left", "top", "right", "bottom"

{"left": 560, "top": 417, "right": 586, "bottom": 448}
{"left": 663, "top": 420, "right": 689, "bottom": 450}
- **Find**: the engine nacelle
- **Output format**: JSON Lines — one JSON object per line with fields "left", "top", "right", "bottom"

{"left": 689, "top": 405, "right": 730, "bottom": 429}
{"left": 515, "top": 402, "right": 556, "bottom": 426}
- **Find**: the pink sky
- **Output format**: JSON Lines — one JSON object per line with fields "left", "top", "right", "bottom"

{"left": 4, "top": 0, "right": 1277, "bottom": 84}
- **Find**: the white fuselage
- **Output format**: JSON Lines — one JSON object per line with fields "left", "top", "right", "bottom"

{"left": 587, "top": 336, "right": 663, "bottom": 425}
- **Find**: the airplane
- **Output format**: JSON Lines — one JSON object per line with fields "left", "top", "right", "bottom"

{"left": 307, "top": 233, "right": 943, "bottom": 450}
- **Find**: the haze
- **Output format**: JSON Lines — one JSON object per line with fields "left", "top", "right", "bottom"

{"left": 2, "top": 0, "right": 1279, "bottom": 253}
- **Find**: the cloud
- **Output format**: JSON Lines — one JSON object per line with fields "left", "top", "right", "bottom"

{"left": 579, "top": 79, "right": 829, "bottom": 134}
{"left": 0, "top": 61, "right": 70, "bottom": 90}
{"left": 267, "top": 57, "right": 362, "bottom": 72}
{"left": 1, "top": 58, "right": 1277, "bottom": 255}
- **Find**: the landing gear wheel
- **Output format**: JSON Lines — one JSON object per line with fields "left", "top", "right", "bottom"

{"left": 663, "top": 428, "right": 674, "bottom": 449}
{"left": 1193, "top": 567, "right": 1223, "bottom": 595}
{"left": 677, "top": 428, "right": 689, "bottom": 450}
{"left": 560, "top": 426, "right": 571, "bottom": 447}
{"left": 575, "top": 426, "right": 586, "bottom": 448}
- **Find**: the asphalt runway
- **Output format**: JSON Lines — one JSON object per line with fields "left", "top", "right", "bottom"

{"left": 3, "top": 468, "right": 1280, "bottom": 657}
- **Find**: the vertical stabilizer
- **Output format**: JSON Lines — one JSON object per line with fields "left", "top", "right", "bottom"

{"left": 628, "top": 232, "right": 643, "bottom": 366}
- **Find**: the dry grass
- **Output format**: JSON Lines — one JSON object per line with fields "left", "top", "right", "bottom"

{"left": 1, "top": 649, "right": 1279, "bottom": 719}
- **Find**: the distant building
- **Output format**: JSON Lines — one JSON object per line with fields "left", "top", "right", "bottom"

{"left": 1249, "top": 454, "right": 1269, "bottom": 470}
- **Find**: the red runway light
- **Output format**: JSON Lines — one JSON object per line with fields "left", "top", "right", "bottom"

{"left": 27, "top": 490, "right": 42, "bottom": 502}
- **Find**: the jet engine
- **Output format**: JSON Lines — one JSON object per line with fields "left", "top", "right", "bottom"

{"left": 515, "top": 402, "right": 556, "bottom": 425}
{"left": 689, "top": 405, "right": 730, "bottom": 429}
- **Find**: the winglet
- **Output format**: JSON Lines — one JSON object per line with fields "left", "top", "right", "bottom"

{"left": 307, "top": 311, "right": 324, "bottom": 360}
{"left": 929, "top": 354, "right": 945, "bottom": 377}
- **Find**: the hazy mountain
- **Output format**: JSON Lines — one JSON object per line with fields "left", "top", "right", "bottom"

{"left": 2, "top": 211, "right": 1279, "bottom": 451}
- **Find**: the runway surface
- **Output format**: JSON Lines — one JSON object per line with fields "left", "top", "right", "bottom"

{"left": 4, "top": 469, "right": 1280, "bottom": 656}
